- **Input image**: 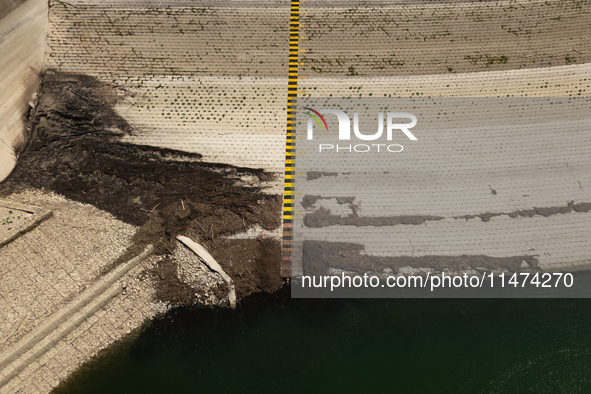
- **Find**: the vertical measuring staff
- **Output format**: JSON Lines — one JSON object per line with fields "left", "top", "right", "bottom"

{"left": 282, "top": 0, "right": 300, "bottom": 278}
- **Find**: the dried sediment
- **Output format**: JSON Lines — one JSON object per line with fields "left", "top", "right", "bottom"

{"left": 0, "top": 70, "right": 284, "bottom": 305}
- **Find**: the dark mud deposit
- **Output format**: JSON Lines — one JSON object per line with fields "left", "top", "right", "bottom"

{"left": 303, "top": 197, "right": 591, "bottom": 228}
{"left": 456, "top": 201, "right": 591, "bottom": 222}
{"left": 305, "top": 207, "right": 445, "bottom": 227}
{"left": 0, "top": 70, "right": 283, "bottom": 303}
{"left": 302, "top": 240, "right": 540, "bottom": 277}
{"left": 306, "top": 171, "right": 338, "bottom": 181}
{"left": 300, "top": 195, "right": 356, "bottom": 210}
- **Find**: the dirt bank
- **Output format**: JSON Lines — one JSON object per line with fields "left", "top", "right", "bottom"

{"left": 0, "top": 70, "right": 283, "bottom": 303}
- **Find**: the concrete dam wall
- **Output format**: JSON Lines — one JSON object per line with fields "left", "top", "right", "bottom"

{"left": 0, "top": 0, "right": 48, "bottom": 182}
{"left": 0, "top": 0, "right": 589, "bottom": 392}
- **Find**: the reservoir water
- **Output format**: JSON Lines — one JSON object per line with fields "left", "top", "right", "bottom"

{"left": 55, "top": 287, "right": 591, "bottom": 393}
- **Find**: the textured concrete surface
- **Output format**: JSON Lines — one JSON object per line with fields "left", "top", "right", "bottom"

{"left": 290, "top": 96, "right": 591, "bottom": 278}
{"left": 286, "top": 0, "right": 591, "bottom": 280}
{"left": 44, "top": 0, "right": 291, "bottom": 174}
{"left": 0, "top": 191, "right": 137, "bottom": 353}
{"left": 0, "top": 200, "right": 53, "bottom": 248}
{"left": 0, "top": 246, "right": 153, "bottom": 387}
{"left": 0, "top": 191, "right": 168, "bottom": 393}
{"left": 0, "top": 0, "right": 48, "bottom": 182}
{"left": 298, "top": 62, "right": 591, "bottom": 98}
{"left": 299, "top": 0, "right": 590, "bottom": 77}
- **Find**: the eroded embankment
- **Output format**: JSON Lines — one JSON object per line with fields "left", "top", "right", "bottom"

{"left": 0, "top": 70, "right": 284, "bottom": 304}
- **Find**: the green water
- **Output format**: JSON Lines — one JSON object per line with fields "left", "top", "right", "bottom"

{"left": 55, "top": 288, "right": 591, "bottom": 393}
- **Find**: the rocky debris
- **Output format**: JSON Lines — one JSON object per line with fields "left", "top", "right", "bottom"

{"left": 177, "top": 235, "right": 237, "bottom": 309}
{"left": 172, "top": 242, "right": 231, "bottom": 308}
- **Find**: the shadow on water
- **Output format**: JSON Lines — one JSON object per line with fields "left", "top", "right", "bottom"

{"left": 54, "top": 286, "right": 591, "bottom": 393}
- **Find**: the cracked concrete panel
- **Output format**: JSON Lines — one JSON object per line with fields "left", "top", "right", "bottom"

{"left": 291, "top": 97, "right": 591, "bottom": 293}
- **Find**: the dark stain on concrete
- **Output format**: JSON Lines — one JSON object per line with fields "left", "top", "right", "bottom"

{"left": 300, "top": 195, "right": 356, "bottom": 210}
{"left": 306, "top": 171, "right": 338, "bottom": 181}
{"left": 456, "top": 201, "right": 591, "bottom": 222}
{"left": 302, "top": 240, "right": 539, "bottom": 277}
{"left": 303, "top": 198, "right": 591, "bottom": 227}
{"left": 304, "top": 207, "right": 444, "bottom": 227}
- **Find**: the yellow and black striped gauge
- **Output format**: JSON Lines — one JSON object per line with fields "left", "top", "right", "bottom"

{"left": 282, "top": 0, "right": 299, "bottom": 278}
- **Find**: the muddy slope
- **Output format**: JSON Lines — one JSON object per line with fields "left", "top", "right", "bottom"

{"left": 0, "top": 70, "right": 283, "bottom": 301}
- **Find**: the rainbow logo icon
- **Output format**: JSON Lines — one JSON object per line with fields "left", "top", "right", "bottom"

{"left": 303, "top": 107, "right": 329, "bottom": 131}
